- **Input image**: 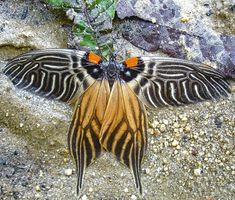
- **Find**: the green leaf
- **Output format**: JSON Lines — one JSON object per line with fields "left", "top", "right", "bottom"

{"left": 76, "top": 20, "right": 88, "bottom": 32}
{"left": 79, "top": 35, "right": 97, "bottom": 49}
{"left": 74, "top": 20, "right": 98, "bottom": 50}
{"left": 86, "top": 0, "right": 116, "bottom": 19}
{"left": 47, "top": 0, "right": 67, "bottom": 7}
{"left": 99, "top": 0, "right": 116, "bottom": 19}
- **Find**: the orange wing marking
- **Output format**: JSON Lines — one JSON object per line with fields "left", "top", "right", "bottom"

{"left": 87, "top": 52, "right": 102, "bottom": 64}
{"left": 124, "top": 57, "right": 139, "bottom": 68}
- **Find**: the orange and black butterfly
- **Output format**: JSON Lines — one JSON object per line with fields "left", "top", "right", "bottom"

{"left": 3, "top": 49, "right": 231, "bottom": 195}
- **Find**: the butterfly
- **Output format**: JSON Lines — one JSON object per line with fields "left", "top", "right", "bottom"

{"left": 3, "top": 49, "right": 231, "bottom": 195}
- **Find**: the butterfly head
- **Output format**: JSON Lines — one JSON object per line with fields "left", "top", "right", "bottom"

{"left": 101, "top": 56, "right": 124, "bottom": 80}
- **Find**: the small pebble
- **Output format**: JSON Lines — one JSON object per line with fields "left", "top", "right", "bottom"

{"left": 64, "top": 168, "right": 73, "bottom": 176}
{"left": 181, "top": 116, "right": 188, "bottom": 122}
{"left": 174, "top": 128, "right": 179, "bottom": 133}
{"left": 151, "top": 17, "right": 157, "bottom": 23}
{"left": 19, "top": 123, "right": 24, "bottom": 127}
{"left": 194, "top": 168, "right": 202, "bottom": 176}
{"left": 193, "top": 133, "right": 199, "bottom": 139}
{"left": 172, "top": 140, "right": 179, "bottom": 147}
{"left": 39, "top": 170, "right": 43, "bottom": 177}
{"left": 35, "top": 185, "right": 41, "bottom": 192}
{"left": 163, "top": 119, "right": 169, "bottom": 125}
{"left": 231, "top": 85, "right": 235, "bottom": 92}
{"left": 163, "top": 166, "right": 168, "bottom": 172}
{"left": 145, "top": 168, "right": 150, "bottom": 174}
{"left": 185, "top": 126, "right": 191, "bottom": 132}
{"left": 180, "top": 16, "right": 190, "bottom": 23}
{"left": 124, "top": 188, "right": 128, "bottom": 193}
{"left": 35, "top": 193, "right": 41, "bottom": 198}
{"left": 162, "top": 158, "right": 168, "bottom": 164}
{"left": 81, "top": 195, "right": 88, "bottom": 200}
{"left": 160, "top": 124, "right": 166, "bottom": 132}
{"left": 173, "top": 123, "right": 179, "bottom": 128}
{"left": 182, "top": 150, "right": 188, "bottom": 156}
{"left": 152, "top": 120, "right": 159, "bottom": 128}
{"left": 131, "top": 194, "right": 137, "bottom": 200}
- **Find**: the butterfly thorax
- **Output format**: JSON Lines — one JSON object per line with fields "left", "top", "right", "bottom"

{"left": 101, "top": 58, "right": 124, "bottom": 81}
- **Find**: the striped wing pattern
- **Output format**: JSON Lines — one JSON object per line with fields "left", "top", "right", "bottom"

{"left": 68, "top": 79, "right": 110, "bottom": 194}
{"left": 126, "top": 57, "right": 230, "bottom": 109}
{"left": 100, "top": 80, "right": 147, "bottom": 194}
{"left": 3, "top": 49, "right": 96, "bottom": 103}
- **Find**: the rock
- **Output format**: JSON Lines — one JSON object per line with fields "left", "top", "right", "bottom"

{"left": 184, "top": 126, "right": 191, "bottom": 133}
{"left": 118, "top": 0, "right": 235, "bottom": 79}
{"left": 19, "top": 123, "right": 24, "bottom": 128}
{"left": 194, "top": 168, "right": 202, "bottom": 176}
{"left": 81, "top": 195, "right": 88, "bottom": 200}
{"left": 160, "top": 124, "right": 166, "bottom": 132}
{"left": 35, "top": 185, "right": 41, "bottom": 192}
{"left": 130, "top": 194, "right": 137, "bottom": 200}
{"left": 35, "top": 193, "right": 41, "bottom": 199}
{"left": 172, "top": 140, "right": 179, "bottom": 147}
{"left": 0, "top": 0, "right": 68, "bottom": 60}
{"left": 64, "top": 168, "right": 73, "bottom": 176}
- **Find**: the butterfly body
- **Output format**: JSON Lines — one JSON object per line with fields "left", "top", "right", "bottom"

{"left": 3, "top": 49, "right": 231, "bottom": 196}
{"left": 82, "top": 52, "right": 143, "bottom": 85}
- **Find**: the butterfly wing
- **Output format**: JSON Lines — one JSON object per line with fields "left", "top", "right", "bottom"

{"left": 122, "top": 57, "right": 231, "bottom": 109}
{"left": 100, "top": 80, "right": 147, "bottom": 194}
{"left": 3, "top": 49, "right": 103, "bottom": 103}
{"left": 68, "top": 79, "right": 110, "bottom": 195}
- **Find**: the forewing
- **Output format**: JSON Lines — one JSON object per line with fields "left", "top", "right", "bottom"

{"left": 3, "top": 49, "right": 100, "bottom": 103}
{"left": 68, "top": 79, "right": 110, "bottom": 195}
{"left": 100, "top": 80, "right": 147, "bottom": 194}
{"left": 123, "top": 57, "right": 231, "bottom": 109}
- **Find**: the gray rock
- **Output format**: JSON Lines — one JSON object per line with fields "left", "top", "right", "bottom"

{"left": 0, "top": 0, "right": 69, "bottom": 60}
{"left": 117, "top": 0, "right": 235, "bottom": 78}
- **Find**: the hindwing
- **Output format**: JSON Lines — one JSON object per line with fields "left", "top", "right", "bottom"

{"left": 100, "top": 80, "right": 147, "bottom": 194}
{"left": 68, "top": 79, "right": 110, "bottom": 195}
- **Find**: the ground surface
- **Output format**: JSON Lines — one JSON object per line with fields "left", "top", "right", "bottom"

{"left": 0, "top": 0, "right": 234, "bottom": 200}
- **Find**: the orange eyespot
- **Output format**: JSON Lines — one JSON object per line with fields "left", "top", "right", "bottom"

{"left": 124, "top": 57, "right": 139, "bottom": 68}
{"left": 87, "top": 52, "right": 101, "bottom": 64}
